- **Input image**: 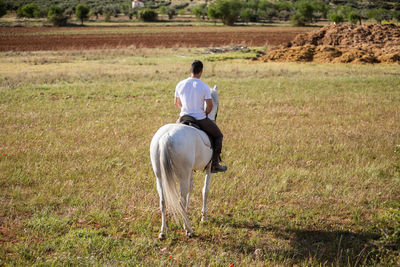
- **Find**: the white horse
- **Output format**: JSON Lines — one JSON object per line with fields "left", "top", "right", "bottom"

{"left": 150, "top": 85, "right": 220, "bottom": 239}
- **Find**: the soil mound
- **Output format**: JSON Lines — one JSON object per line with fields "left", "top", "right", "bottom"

{"left": 260, "top": 24, "right": 400, "bottom": 64}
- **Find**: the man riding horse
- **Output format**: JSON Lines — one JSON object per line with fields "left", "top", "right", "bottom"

{"left": 174, "top": 60, "right": 227, "bottom": 173}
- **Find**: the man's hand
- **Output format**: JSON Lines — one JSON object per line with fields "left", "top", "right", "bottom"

{"left": 175, "top": 97, "right": 182, "bottom": 109}
{"left": 205, "top": 99, "right": 213, "bottom": 116}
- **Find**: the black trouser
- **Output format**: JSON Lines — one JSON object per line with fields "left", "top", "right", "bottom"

{"left": 197, "top": 118, "right": 223, "bottom": 163}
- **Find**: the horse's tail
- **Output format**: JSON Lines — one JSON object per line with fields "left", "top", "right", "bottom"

{"left": 159, "top": 133, "right": 189, "bottom": 227}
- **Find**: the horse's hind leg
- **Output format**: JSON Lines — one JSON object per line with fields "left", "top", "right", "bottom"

{"left": 201, "top": 167, "right": 213, "bottom": 222}
{"left": 156, "top": 177, "right": 167, "bottom": 240}
{"left": 181, "top": 172, "right": 193, "bottom": 210}
{"left": 180, "top": 172, "right": 194, "bottom": 237}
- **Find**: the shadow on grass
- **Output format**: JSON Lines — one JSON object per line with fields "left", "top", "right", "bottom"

{"left": 205, "top": 217, "right": 379, "bottom": 265}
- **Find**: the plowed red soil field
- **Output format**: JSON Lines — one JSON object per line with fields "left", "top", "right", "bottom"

{"left": 0, "top": 26, "right": 313, "bottom": 51}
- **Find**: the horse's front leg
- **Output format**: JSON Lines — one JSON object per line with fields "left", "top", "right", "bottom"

{"left": 201, "top": 166, "right": 213, "bottom": 222}
{"left": 156, "top": 177, "right": 167, "bottom": 240}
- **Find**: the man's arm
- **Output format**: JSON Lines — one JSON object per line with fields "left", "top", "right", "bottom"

{"left": 175, "top": 97, "right": 182, "bottom": 109}
{"left": 205, "top": 99, "right": 213, "bottom": 116}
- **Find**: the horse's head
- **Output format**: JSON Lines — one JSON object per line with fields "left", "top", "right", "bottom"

{"left": 207, "top": 85, "right": 219, "bottom": 123}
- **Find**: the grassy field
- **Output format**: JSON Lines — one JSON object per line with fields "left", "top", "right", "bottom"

{"left": 0, "top": 47, "right": 399, "bottom": 266}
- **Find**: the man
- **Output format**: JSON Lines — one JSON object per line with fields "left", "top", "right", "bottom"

{"left": 174, "top": 60, "right": 227, "bottom": 173}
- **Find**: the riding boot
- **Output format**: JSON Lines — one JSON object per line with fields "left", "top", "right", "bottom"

{"left": 211, "top": 152, "right": 227, "bottom": 173}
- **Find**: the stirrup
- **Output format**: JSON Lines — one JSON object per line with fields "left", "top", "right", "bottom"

{"left": 211, "top": 163, "right": 227, "bottom": 173}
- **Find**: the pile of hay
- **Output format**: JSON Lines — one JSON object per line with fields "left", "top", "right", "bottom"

{"left": 260, "top": 24, "right": 400, "bottom": 64}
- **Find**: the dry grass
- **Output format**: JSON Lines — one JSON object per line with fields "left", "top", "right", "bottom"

{"left": 0, "top": 48, "right": 399, "bottom": 266}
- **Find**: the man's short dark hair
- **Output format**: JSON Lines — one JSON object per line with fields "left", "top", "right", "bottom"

{"left": 191, "top": 60, "right": 203, "bottom": 75}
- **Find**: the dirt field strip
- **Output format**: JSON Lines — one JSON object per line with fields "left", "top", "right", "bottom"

{"left": 0, "top": 26, "right": 313, "bottom": 51}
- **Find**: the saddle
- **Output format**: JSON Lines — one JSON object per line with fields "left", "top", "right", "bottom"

{"left": 179, "top": 115, "right": 201, "bottom": 130}
{"left": 178, "top": 115, "right": 214, "bottom": 149}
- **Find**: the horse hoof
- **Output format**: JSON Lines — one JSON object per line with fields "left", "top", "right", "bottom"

{"left": 201, "top": 216, "right": 207, "bottom": 222}
{"left": 158, "top": 233, "right": 166, "bottom": 240}
{"left": 186, "top": 230, "right": 194, "bottom": 238}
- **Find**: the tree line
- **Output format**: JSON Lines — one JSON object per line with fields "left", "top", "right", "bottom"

{"left": 200, "top": 0, "right": 400, "bottom": 25}
{"left": 1, "top": 0, "right": 400, "bottom": 26}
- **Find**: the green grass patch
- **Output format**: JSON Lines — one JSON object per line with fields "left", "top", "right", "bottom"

{"left": 0, "top": 48, "right": 399, "bottom": 266}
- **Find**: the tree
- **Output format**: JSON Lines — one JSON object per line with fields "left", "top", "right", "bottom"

{"left": 347, "top": 11, "right": 360, "bottom": 24}
{"left": 294, "top": 0, "right": 315, "bottom": 24}
{"left": 0, "top": 0, "right": 6, "bottom": 18}
{"left": 208, "top": 0, "right": 243, "bottom": 26}
{"left": 92, "top": 6, "right": 103, "bottom": 20}
{"left": 336, "top": 4, "right": 354, "bottom": 18}
{"left": 192, "top": 4, "right": 207, "bottom": 20}
{"left": 240, "top": 8, "right": 256, "bottom": 23}
{"left": 48, "top": 5, "right": 68, "bottom": 26}
{"left": 258, "top": 0, "right": 278, "bottom": 21}
{"left": 367, "top": 8, "right": 390, "bottom": 24}
{"left": 311, "top": 1, "right": 330, "bottom": 20}
{"left": 111, "top": 4, "right": 121, "bottom": 17}
{"left": 75, "top": 4, "right": 90, "bottom": 25}
{"left": 65, "top": 7, "right": 74, "bottom": 18}
{"left": 274, "top": 0, "right": 294, "bottom": 21}
{"left": 167, "top": 7, "right": 176, "bottom": 20}
{"left": 121, "top": 2, "right": 132, "bottom": 19}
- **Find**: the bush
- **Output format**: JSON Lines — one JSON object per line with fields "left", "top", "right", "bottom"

{"left": 371, "top": 204, "right": 400, "bottom": 265}
{"left": 138, "top": 8, "right": 158, "bottom": 21}
{"left": 18, "top": 3, "right": 40, "bottom": 18}
{"left": 75, "top": 4, "right": 90, "bottom": 25}
{"left": 104, "top": 12, "right": 111, "bottom": 22}
{"left": 159, "top": 6, "right": 167, "bottom": 15}
{"left": 393, "top": 10, "right": 400, "bottom": 23}
{"left": 328, "top": 13, "right": 344, "bottom": 24}
{"left": 48, "top": 5, "right": 68, "bottom": 26}
{"left": 290, "top": 13, "right": 307, "bottom": 26}
{"left": 0, "top": 0, "right": 6, "bottom": 18}
{"left": 208, "top": 0, "right": 243, "bottom": 26}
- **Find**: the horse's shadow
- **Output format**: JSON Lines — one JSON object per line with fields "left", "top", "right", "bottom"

{"left": 194, "top": 217, "right": 379, "bottom": 265}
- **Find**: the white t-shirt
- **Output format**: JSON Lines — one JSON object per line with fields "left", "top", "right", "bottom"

{"left": 175, "top": 77, "right": 211, "bottom": 120}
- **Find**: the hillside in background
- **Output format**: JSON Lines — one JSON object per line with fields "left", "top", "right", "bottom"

{"left": 4, "top": 0, "right": 400, "bottom": 11}
{"left": 2, "top": 0, "right": 400, "bottom": 27}
{"left": 4, "top": 0, "right": 195, "bottom": 10}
